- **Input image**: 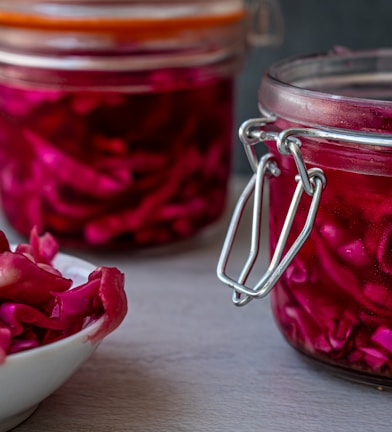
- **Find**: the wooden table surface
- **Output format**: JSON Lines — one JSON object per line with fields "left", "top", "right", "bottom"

{"left": 4, "top": 177, "right": 392, "bottom": 432}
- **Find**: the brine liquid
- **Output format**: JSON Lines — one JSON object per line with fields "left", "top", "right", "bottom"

{"left": 0, "top": 74, "right": 234, "bottom": 249}
{"left": 268, "top": 137, "right": 392, "bottom": 381}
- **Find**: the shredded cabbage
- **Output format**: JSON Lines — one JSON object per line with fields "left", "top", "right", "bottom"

{"left": 269, "top": 155, "right": 392, "bottom": 377}
{"left": 0, "top": 228, "right": 127, "bottom": 362}
{"left": 0, "top": 76, "right": 233, "bottom": 248}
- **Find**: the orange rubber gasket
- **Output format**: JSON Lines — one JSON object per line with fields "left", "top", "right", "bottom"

{"left": 0, "top": 10, "right": 246, "bottom": 36}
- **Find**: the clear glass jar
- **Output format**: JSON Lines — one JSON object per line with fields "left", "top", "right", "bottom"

{"left": 0, "top": 0, "right": 282, "bottom": 249}
{"left": 218, "top": 48, "right": 392, "bottom": 387}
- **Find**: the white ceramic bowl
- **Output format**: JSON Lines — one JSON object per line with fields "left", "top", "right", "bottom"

{"left": 0, "top": 252, "right": 108, "bottom": 432}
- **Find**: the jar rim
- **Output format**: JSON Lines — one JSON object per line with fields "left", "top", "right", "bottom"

{"left": 0, "top": 0, "right": 246, "bottom": 35}
{"left": 259, "top": 48, "right": 392, "bottom": 132}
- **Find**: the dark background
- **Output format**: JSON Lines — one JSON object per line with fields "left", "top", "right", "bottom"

{"left": 234, "top": 0, "right": 392, "bottom": 173}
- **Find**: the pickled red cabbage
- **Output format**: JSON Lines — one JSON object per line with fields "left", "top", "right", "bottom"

{"left": 269, "top": 152, "right": 392, "bottom": 378}
{"left": 0, "top": 228, "right": 127, "bottom": 362}
{"left": 0, "top": 74, "right": 233, "bottom": 249}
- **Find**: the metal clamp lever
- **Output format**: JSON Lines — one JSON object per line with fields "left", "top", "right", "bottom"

{"left": 217, "top": 112, "right": 392, "bottom": 307}
{"left": 217, "top": 154, "right": 326, "bottom": 307}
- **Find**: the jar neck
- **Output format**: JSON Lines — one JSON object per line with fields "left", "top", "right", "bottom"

{"left": 0, "top": 26, "right": 247, "bottom": 71}
{"left": 259, "top": 49, "right": 392, "bottom": 133}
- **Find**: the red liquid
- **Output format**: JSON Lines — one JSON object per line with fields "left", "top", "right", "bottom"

{"left": 267, "top": 124, "right": 392, "bottom": 379}
{"left": 0, "top": 73, "right": 234, "bottom": 249}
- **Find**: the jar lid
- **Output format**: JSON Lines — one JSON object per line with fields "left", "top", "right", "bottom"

{"left": 0, "top": 0, "right": 246, "bottom": 36}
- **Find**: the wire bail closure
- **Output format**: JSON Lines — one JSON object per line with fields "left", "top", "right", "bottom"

{"left": 217, "top": 111, "right": 392, "bottom": 306}
{"left": 218, "top": 115, "right": 392, "bottom": 306}
{"left": 217, "top": 116, "right": 327, "bottom": 306}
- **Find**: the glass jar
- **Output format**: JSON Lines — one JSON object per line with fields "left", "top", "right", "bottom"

{"left": 218, "top": 48, "right": 392, "bottom": 387}
{"left": 0, "top": 0, "right": 282, "bottom": 250}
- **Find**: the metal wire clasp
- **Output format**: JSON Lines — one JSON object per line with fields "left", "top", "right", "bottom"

{"left": 217, "top": 117, "right": 327, "bottom": 306}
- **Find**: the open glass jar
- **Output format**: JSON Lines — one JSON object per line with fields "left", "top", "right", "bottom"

{"left": 0, "top": 0, "right": 282, "bottom": 249}
{"left": 218, "top": 48, "right": 392, "bottom": 387}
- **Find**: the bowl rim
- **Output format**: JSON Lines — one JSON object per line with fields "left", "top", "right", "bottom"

{"left": 2, "top": 314, "right": 105, "bottom": 364}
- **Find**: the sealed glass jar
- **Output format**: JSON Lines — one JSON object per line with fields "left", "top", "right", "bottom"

{"left": 218, "top": 48, "right": 392, "bottom": 387}
{"left": 0, "top": 0, "right": 282, "bottom": 249}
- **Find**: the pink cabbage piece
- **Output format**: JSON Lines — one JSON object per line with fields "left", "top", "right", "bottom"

{"left": 0, "top": 228, "right": 127, "bottom": 362}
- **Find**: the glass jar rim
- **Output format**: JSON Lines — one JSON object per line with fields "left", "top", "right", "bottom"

{"left": 259, "top": 48, "right": 392, "bottom": 132}
{"left": 0, "top": 0, "right": 246, "bottom": 35}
